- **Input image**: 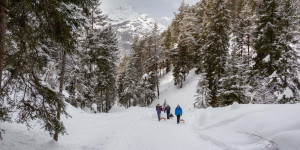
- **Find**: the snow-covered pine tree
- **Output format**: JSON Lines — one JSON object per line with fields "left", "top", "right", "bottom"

{"left": 161, "top": 28, "right": 172, "bottom": 74}
{"left": 217, "top": 0, "right": 252, "bottom": 106}
{"left": 194, "top": 0, "right": 208, "bottom": 74}
{"left": 240, "top": 0, "right": 257, "bottom": 57}
{"left": 251, "top": 0, "right": 300, "bottom": 103}
{"left": 0, "top": 0, "right": 88, "bottom": 141}
{"left": 147, "top": 23, "right": 162, "bottom": 99}
{"left": 140, "top": 72, "right": 156, "bottom": 106}
{"left": 69, "top": 0, "right": 108, "bottom": 110}
{"left": 118, "top": 37, "right": 143, "bottom": 107}
{"left": 170, "top": 1, "right": 188, "bottom": 44}
{"left": 195, "top": 73, "right": 210, "bottom": 108}
{"left": 171, "top": 3, "right": 198, "bottom": 88}
{"left": 218, "top": 43, "right": 247, "bottom": 106}
{"left": 199, "top": 0, "right": 230, "bottom": 107}
{"left": 91, "top": 25, "right": 119, "bottom": 112}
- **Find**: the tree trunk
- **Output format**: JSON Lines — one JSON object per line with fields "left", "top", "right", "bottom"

{"left": 156, "top": 64, "right": 159, "bottom": 99}
{"left": 156, "top": 82, "right": 159, "bottom": 99}
{"left": 105, "top": 87, "right": 110, "bottom": 113}
{"left": 54, "top": 50, "right": 66, "bottom": 141}
{"left": 247, "top": 35, "right": 250, "bottom": 56}
{"left": 180, "top": 79, "right": 183, "bottom": 88}
{"left": 0, "top": 0, "right": 7, "bottom": 89}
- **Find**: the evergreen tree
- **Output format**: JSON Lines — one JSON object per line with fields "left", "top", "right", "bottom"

{"left": 67, "top": 0, "right": 110, "bottom": 111}
{"left": 170, "top": 1, "right": 189, "bottom": 44}
{"left": 171, "top": 3, "right": 197, "bottom": 88}
{"left": 251, "top": 0, "right": 300, "bottom": 103}
{"left": 200, "top": 0, "right": 230, "bottom": 107}
{"left": 147, "top": 23, "right": 162, "bottom": 99}
{"left": 92, "top": 26, "right": 119, "bottom": 112}
{"left": 194, "top": 0, "right": 208, "bottom": 74}
{"left": 118, "top": 37, "right": 143, "bottom": 107}
{"left": 0, "top": 0, "right": 89, "bottom": 141}
{"left": 218, "top": 46, "right": 247, "bottom": 106}
{"left": 161, "top": 28, "right": 172, "bottom": 74}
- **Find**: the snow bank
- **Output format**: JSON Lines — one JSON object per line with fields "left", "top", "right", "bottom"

{"left": 191, "top": 104, "right": 300, "bottom": 150}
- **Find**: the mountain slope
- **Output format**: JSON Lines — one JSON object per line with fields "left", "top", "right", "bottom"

{"left": 111, "top": 14, "right": 165, "bottom": 58}
{"left": 101, "top": 4, "right": 166, "bottom": 59}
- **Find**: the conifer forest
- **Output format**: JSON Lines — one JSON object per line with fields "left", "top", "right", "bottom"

{"left": 0, "top": 0, "right": 300, "bottom": 149}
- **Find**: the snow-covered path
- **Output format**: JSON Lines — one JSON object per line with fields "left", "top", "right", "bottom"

{"left": 103, "top": 108, "right": 222, "bottom": 150}
{"left": 1, "top": 106, "right": 223, "bottom": 150}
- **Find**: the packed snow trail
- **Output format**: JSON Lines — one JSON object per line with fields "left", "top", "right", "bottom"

{"left": 104, "top": 108, "right": 222, "bottom": 150}
{"left": 0, "top": 106, "right": 223, "bottom": 150}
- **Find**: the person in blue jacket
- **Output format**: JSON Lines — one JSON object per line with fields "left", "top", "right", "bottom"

{"left": 175, "top": 104, "right": 182, "bottom": 124}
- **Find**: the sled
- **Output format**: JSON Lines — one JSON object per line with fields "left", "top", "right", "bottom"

{"left": 180, "top": 119, "right": 185, "bottom": 123}
{"left": 160, "top": 117, "right": 166, "bottom": 121}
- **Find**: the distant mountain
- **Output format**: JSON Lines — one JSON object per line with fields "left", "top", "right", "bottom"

{"left": 102, "top": 5, "right": 166, "bottom": 59}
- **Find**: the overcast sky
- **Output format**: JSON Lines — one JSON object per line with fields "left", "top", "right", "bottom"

{"left": 101, "top": 0, "right": 199, "bottom": 26}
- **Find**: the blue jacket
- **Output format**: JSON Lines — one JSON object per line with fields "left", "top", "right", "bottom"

{"left": 175, "top": 106, "right": 182, "bottom": 116}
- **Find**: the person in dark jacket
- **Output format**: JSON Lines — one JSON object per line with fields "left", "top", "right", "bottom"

{"left": 156, "top": 104, "right": 163, "bottom": 121}
{"left": 164, "top": 105, "right": 171, "bottom": 119}
{"left": 175, "top": 104, "right": 182, "bottom": 124}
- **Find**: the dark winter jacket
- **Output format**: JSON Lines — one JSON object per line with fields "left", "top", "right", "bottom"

{"left": 164, "top": 106, "right": 171, "bottom": 114}
{"left": 156, "top": 105, "right": 162, "bottom": 113}
{"left": 175, "top": 106, "right": 182, "bottom": 116}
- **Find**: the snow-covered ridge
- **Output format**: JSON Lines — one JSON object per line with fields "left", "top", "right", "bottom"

{"left": 117, "top": 14, "right": 165, "bottom": 33}
{"left": 111, "top": 13, "right": 165, "bottom": 58}
{"left": 101, "top": 3, "right": 166, "bottom": 59}
{"left": 104, "top": 5, "right": 139, "bottom": 25}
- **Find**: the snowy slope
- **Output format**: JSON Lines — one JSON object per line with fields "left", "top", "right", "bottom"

{"left": 1, "top": 70, "right": 300, "bottom": 150}
{"left": 150, "top": 68, "right": 200, "bottom": 111}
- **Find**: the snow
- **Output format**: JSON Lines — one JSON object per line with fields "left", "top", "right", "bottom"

{"left": 263, "top": 54, "right": 270, "bottom": 62}
{"left": 252, "top": 53, "right": 257, "bottom": 58}
{"left": 269, "top": 71, "right": 277, "bottom": 78}
{"left": 283, "top": 87, "right": 294, "bottom": 98}
{"left": 91, "top": 103, "right": 97, "bottom": 112}
{"left": 0, "top": 105, "right": 222, "bottom": 150}
{"left": 274, "top": 87, "right": 294, "bottom": 100}
{"left": 1, "top": 69, "right": 300, "bottom": 150}
{"left": 62, "top": 90, "right": 70, "bottom": 98}
{"left": 231, "top": 102, "right": 240, "bottom": 110}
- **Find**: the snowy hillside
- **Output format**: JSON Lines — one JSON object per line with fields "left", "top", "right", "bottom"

{"left": 150, "top": 68, "right": 200, "bottom": 111}
{"left": 1, "top": 70, "right": 300, "bottom": 150}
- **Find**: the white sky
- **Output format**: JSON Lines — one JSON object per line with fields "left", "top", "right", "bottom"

{"left": 100, "top": 0, "right": 200, "bottom": 26}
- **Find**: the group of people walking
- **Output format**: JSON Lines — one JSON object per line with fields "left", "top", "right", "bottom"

{"left": 156, "top": 104, "right": 183, "bottom": 124}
